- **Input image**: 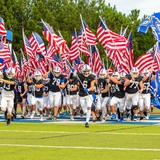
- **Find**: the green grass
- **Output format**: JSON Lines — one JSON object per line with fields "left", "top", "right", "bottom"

{"left": 0, "top": 123, "right": 160, "bottom": 160}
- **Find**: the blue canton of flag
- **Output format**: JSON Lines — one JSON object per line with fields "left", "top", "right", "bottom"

{"left": 0, "top": 58, "right": 4, "bottom": 63}
{"left": 33, "top": 32, "right": 44, "bottom": 45}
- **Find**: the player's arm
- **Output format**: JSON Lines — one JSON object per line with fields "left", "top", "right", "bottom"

{"left": 2, "top": 79, "right": 16, "bottom": 85}
{"left": 35, "top": 84, "right": 44, "bottom": 88}
{"left": 70, "top": 84, "right": 78, "bottom": 92}
{"left": 101, "top": 84, "right": 109, "bottom": 93}
{"left": 21, "top": 84, "right": 28, "bottom": 97}
{"left": 59, "top": 79, "right": 65, "bottom": 89}
{"left": 124, "top": 78, "right": 131, "bottom": 87}
{"left": 88, "top": 79, "right": 95, "bottom": 92}
{"left": 139, "top": 80, "right": 144, "bottom": 93}
{"left": 109, "top": 76, "right": 121, "bottom": 85}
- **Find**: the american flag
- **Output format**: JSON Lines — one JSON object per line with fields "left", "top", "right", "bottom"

{"left": 105, "top": 49, "right": 130, "bottom": 74}
{"left": 32, "top": 32, "right": 47, "bottom": 56}
{"left": 89, "top": 46, "right": 102, "bottom": 75}
{"left": 53, "top": 33, "right": 66, "bottom": 52}
{"left": 127, "top": 32, "right": 134, "bottom": 69}
{"left": 12, "top": 50, "right": 21, "bottom": 78}
{"left": 73, "top": 57, "right": 85, "bottom": 72}
{"left": 0, "top": 43, "right": 11, "bottom": 62}
{"left": 21, "top": 49, "right": 29, "bottom": 73}
{"left": 28, "top": 35, "right": 38, "bottom": 54}
{"left": 47, "top": 44, "right": 57, "bottom": 57}
{"left": 0, "top": 58, "right": 5, "bottom": 70}
{"left": 69, "top": 31, "right": 80, "bottom": 61}
{"left": 41, "top": 19, "right": 54, "bottom": 44}
{"left": 135, "top": 53, "right": 158, "bottom": 73}
{"left": 58, "top": 31, "right": 69, "bottom": 64}
{"left": 0, "top": 17, "right": 6, "bottom": 37}
{"left": 22, "top": 31, "right": 35, "bottom": 59}
{"left": 78, "top": 28, "right": 90, "bottom": 56}
{"left": 97, "top": 18, "right": 128, "bottom": 50}
{"left": 81, "top": 20, "right": 97, "bottom": 46}
{"left": 41, "top": 20, "right": 66, "bottom": 53}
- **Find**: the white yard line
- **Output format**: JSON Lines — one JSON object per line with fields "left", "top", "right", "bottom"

{"left": 0, "top": 143, "right": 159, "bottom": 151}
{"left": 0, "top": 129, "right": 160, "bottom": 136}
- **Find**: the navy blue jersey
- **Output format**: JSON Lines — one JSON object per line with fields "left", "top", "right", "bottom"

{"left": 142, "top": 77, "right": 151, "bottom": 94}
{"left": 125, "top": 74, "right": 142, "bottom": 94}
{"left": 43, "top": 82, "right": 49, "bottom": 94}
{"left": 98, "top": 78, "right": 109, "bottom": 97}
{"left": 49, "top": 72, "right": 65, "bottom": 92}
{"left": 3, "top": 73, "right": 16, "bottom": 91}
{"left": 110, "top": 80, "right": 125, "bottom": 98}
{"left": 33, "top": 78, "right": 44, "bottom": 98}
{"left": 27, "top": 82, "right": 33, "bottom": 94}
{"left": 66, "top": 77, "right": 78, "bottom": 95}
{"left": 78, "top": 73, "right": 95, "bottom": 97}
{"left": 17, "top": 82, "right": 27, "bottom": 94}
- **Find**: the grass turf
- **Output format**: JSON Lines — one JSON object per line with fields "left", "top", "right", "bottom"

{"left": 0, "top": 123, "right": 160, "bottom": 160}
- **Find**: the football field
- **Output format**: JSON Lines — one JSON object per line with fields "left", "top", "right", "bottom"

{"left": 0, "top": 122, "right": 160, "bottom": 160}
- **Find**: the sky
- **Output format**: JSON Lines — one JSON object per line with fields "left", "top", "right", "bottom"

{"left": 106, "top": 0, "right": 160, "bottom": 18}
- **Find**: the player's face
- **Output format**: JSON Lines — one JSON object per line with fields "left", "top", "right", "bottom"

{"left": 143, "top": 72, "right": 149, "bottom": 77}
{"left": 100, "top": 74, "right": 106, "bottom": 79}
{"left": 7, "top": 72, "right": 15, "bottom": 79}
{"left": 54, "top": 72, "right": 60, "bottom": 77}
{"left": 35, "top": 75, "right": 41, "bottom": 81}
{"left": 113, "top": 75, "right": 119, "bottom": 80}
{"left": 83, "top": 70, "right": 90, "bottom": 77}
{"left": 132, "top": 72, "right": 139, "bottom": 78}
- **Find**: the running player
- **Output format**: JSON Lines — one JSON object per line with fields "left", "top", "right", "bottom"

{"left": 1, "top": 67, "right": 17, "bottom": 125}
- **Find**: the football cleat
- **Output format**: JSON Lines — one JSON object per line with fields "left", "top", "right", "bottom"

{"left": 85, "top": 122, "right": 89, "bottom": 128}
{"left": 70, "top": 116, "right": 74, "bottom": 121}
{"left": 6, "top": 119, "right": 11, "bottom": 126}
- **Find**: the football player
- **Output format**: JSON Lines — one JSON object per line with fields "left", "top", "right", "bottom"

{"left": 77, "top": 64, "right": 95, "bottom": 127}
{"left": 48, "top": 66, "right": 65, "bottom": 120}
{"left": 66, "top": 73, "right": 79, "bottom": 120}
{"left": 139, "top": 69, "right": 151, "bottom": 120}
{"left": 16, "top": 75, "right": 27, "bottom": 118}
{"left": 0, "top": 71, "right": 3, "bottom": 108}
{"left": 26, "top": 75, "right": 35, "bottom": 118}
{"left": 0, "top": 67, "right": 17, "bottom": 125}
{"left": 98, "top": 69, "right": 110, "bottom": 122}
{"left": 109, "top": 72, "right": 125, "bottom": 121}
{"left": 124, "top": 67, "right": 143, "bottom": 121}
{"left": 32, "top": 70, "right": 45, "bottom": 121}
{"left": 42, "top": 73, "right": 50, "bottom": 119}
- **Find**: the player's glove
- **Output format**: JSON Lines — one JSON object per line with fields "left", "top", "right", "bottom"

{"left": 84, "top": 88, "right": 88, "bottom": 93}
{"left": 92, "top": 94, "right": 97, "bottom": 101}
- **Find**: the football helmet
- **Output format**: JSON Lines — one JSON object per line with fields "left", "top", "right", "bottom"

{"left": 53, "top": 66, "right": 61, "bottom": 77}
{"left": 6, "top": 67, "right": 15, "bottom": 79}
{"left": 142, "top": 69, "right": 150, "bottom": 77}
{"left": 112, "top": 72, "right": 120, "bottom": 80}
{"left": 99, "top": 68, "right": 107, "bottom": 79}
{"left": 120, "top": 72, "right": 126, "bottom": 78}
{"left": 34, "top": 70, "right": 42, "bottom": 81}
{"left": 131, "top": 67, "right": 139, "bottom": 78}
{"left": 82, "top": 64, "right": 91, "bottom": 77}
